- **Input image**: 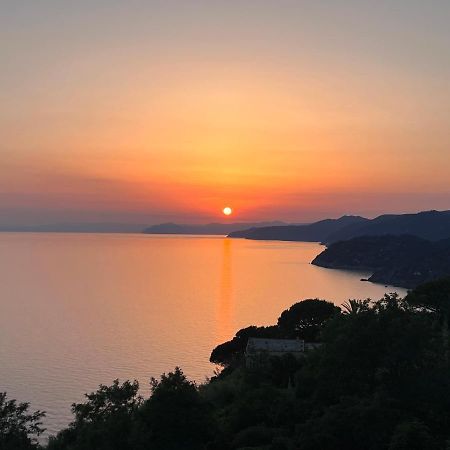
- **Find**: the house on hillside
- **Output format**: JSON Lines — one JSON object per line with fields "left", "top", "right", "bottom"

{"left": 245, "top": 337, "right": 321, "bottom": 368}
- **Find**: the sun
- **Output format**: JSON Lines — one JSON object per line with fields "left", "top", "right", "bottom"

{"left": 223, "top": 207, "right": 233, "bottom": 216}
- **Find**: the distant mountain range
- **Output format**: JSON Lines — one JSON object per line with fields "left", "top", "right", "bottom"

{"left": 143, "top": 221, "right": 288, "bottom": 235}
{"left": 4, "top": 210, "right": 450, "bottom": 244}
{"left": 228, "top": 215, "right": 368, "bottom": 241}
{"left": 312, "top": 234, "right": 450, "bottom": 289}
{"left": 323, "top": 210, "right": 450, "bottom": 244}
{"left": 228, "top": 210, "right": 450, "bottom": 244}
{"left": 0, "top": 223, "right": 148, "bottom": 233}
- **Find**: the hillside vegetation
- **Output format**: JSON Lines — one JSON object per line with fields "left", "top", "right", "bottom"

{"left": 312, "top": 235, "right": 450, "bottom": 288}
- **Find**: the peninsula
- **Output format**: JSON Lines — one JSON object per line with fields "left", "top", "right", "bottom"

{"left": 312, "top": 235, "right": 450, "bottom": 288}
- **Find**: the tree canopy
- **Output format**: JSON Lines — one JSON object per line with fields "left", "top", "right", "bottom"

{"left": 0, "top": 392, "right": 45, "bottom": 450}
{"left": 277, "top": 298, "right": 340, "bottom": 339}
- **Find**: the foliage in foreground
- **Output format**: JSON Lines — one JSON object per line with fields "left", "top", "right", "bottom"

{"left": 4, "top": 277, "right": 450, "bottom": 450}
{"left": 0, "top": 392, "right": 45, "bottom": 450}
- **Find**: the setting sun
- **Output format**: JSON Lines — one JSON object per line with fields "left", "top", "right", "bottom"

{"left": 223, "top": 207, "right": 233, "bottom": 216}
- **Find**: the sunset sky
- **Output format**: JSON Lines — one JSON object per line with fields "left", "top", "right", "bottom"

{"left": 1, "top": 0, "right": 449, "bottom": 226}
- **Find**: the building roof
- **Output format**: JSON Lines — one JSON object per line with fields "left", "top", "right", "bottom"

{"left": 246, "top": 337, "right": 305, "bottom": 354}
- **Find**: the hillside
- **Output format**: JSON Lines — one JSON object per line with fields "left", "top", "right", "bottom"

{"left": 312, "top": 235, "right": 450, "bottom": 288}
{"left": 324, "top": 210, "right": 450, "bottom": 244}
{"left": 227, "top": 210, "right": 450, "bottom": 244}
{"left": 228, "top": 215, "right": 368, "bottom": 241}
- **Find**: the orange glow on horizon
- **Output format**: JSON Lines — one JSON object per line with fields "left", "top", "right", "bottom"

{"left": 2, "top": 44, "right": 449, "bottom": 224}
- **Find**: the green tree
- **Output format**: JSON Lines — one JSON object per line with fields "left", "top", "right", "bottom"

{"left": 0, "top": 392, "right": 45, "bottom": 450}
{"left": 277, "top": 299, "right": 340, "bottom": 340}
{"left": 405, "top": 277, "right": 450, "bottom": 314}
{"left": 341, "top": 298, "right": 370, "bottom": 315}
{"left": 406, "top": 277, "right": 450, "bottom": 360}
{"left": 47, "top": 380, "right": 141, "bottom": 450}
{"left": 389, "top": 420, "right": 437, "bottom": 450}
{"left": 133, "top": 367, "right": 215, "bottom": 450}
{"left": 71, "top": 379, "right": 141, "bottom": 425}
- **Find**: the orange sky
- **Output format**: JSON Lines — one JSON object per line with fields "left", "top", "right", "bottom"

{"left": 1, "top": 1, "right": 449, "bottom": 225}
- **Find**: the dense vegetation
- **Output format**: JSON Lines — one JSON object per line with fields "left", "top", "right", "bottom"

{"left": 4, "top": 277, "right": 450, "bottom": 450}
{"left": 312, "top": 234, "right": 450, "bottom": 288}
{"left": 0, "top": 393, "right": 45, "bottom": 450}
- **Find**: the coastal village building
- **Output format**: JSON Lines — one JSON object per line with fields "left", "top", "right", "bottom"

{"left": 245, "top": 337, "right": 321, "bottom": 367}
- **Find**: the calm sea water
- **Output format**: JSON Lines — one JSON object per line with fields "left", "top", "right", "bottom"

{"left": 0, "top": 233, "right": 406, "bottom": 439}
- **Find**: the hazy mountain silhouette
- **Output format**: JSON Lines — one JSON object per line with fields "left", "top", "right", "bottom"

{"left": 324, "top": 210, "right": 450, "bottom": 244}
{"left": 228, "top": 216, "right": 368, "bottom": 241}
{"left": 0, "top": 223, "right": 148, "bottom": 233}
{"left": 228, "top": 210, "right": 450, "bottom": 244}
{"left": 143, "top": 221, "right": 288, "bottom": 235}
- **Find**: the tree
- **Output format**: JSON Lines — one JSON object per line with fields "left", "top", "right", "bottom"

{"left": 70, "top": 379, "right": 141, "bottom": 425}
{"left": 47, "top": 380, "right": 141, "bottom": 450}
{"left": 134, "top": 367, "right": 215, "bottom": 450}
{"left": 341, "top": 299, "right": 370, "bottom": 315}
{"left": 277, "top": 299, "right": 340, "bottom": 340}
{"left": 389, "top": 420, "right": 437, "bottom": 450}
{"left": 406, "top": 277, "right": 450, "bottom": 360}
{"left": 0, "top": 392, "right": 45, "bottom": 450}
{"left": 405, "top": 277, "right": 450, "bottom": 314}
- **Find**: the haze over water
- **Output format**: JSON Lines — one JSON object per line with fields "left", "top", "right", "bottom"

{"left": 0, "top": 233, "right": 406, "bottom": 439}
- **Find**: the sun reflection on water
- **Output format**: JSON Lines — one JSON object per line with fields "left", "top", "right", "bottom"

{"left": 217, "top": 238, "right": 234, "bottom": 343}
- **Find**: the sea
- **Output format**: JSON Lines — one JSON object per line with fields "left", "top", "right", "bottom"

{"left": 0, "top": 233, "right": 406, "bottom": 440}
